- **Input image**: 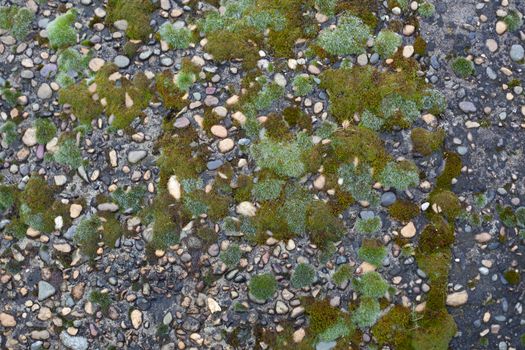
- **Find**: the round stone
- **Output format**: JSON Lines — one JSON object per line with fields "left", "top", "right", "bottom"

{"left": 510, "top": 44, "right": 524, "bottom": 62}
{"left": 114, "top": 55, "right": 130, "bottom": 68}
{"left": 37, "top": 84, "right": 52, "bottom": 99}
{"left": 210, "top": 125, "right": 228, "bottom": 138}
{"left": 218, "top": 138, "right": 234, "bottom": 153}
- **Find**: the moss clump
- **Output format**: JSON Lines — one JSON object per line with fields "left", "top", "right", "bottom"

{"left": 93, "top": 64, "right": 152, "bottom": 129}
{"left": 46, "top": 9, "right": 78, "bottom": 49}
{"left": 504, "top": 10, "right": 523, "bottom": 32}
{"left": 1, "top": 121, "right": 18, "bottom": 145}
{"left": 374, "top": 30, "right": 402, "bottom": 58}
{"left": 1, "top": 88, "right": 21, "bottom": 107}
{"left": 54, "top": 138, "right": 83, "bottom": 169}
{"left": 451, "top": 57, "right": 475, "bottom": 78}
{"left": 503, "top": 269, "right": 520, "bottom": 285}
{"left": 19, "top": 176, "right": 57, "bottom": 233}
{"left": 414, "top": 35, "right": 427, "bottom": 56}
{"left": 155, "top": 70, "right": 187, "bottom": 110}
{"left": 0, "top": 6, "right": 34, "bottom": 41}
{"left": 249, "top": 273, "right": 277, "bottom": 301}
{"left": 56, "top": 48, "right": 90, "bottom": 87}
{"left": 106, "top": 0, "right": 155, "bottom": 41}
{"left": 283, "top": 106, "right": 312, "bottom": 131}
{"left": 205, "top": 28, "right": 261, "bottom": 69}
{"left": 352, "top": 297, "right": 381, "bottom": 329}
{"left": 338, "top": 163, "right": 378, "bottom": 205}
{"left": 220, "top": 243, "right": 242, "bottom": 269}
{"left": 429, "top": 190, "right": 461, "bottom": 220}
{"left": 0, "top": 185, "right": 16, "bottom": 211}
{"left": 176, "top": 70, "right": 196, "bottom": 92}
{"left": 34, "top": 119, "right": 57, "bottom": 145}
{"left": 496, "top": 205, "right": 517, "bottom": 228}
{"left": 412, "top": 310, "right": 457, "bottom": 350}
{"left": 353, "top": 271, "right": 389, "bottom": 298}
{"left": 358, "top": 239, "right": 387, "bottom": 266}
{"left": 158, "top": 22, "right": 192, "bottom": 49}
{"left": 379, "top": 160, "right": 419, "bottom": 191}
{"left": 332, "top": 264, "right": 353, "bottom": 286}
{"left": 354, "top": 216, "right": 382, "bottom": 234}
{"left": 58, "top": 82, "right": 103, "bottom": 124}
{"left": 73, "top": 216, "right": 102, "bottom": 257}
{"left": 251, "top": 178, "right": 284, "bottom": 201}
{"left": 320, "top": 65, "right": 427, "bottom": 125}
{"left": 111, "top": 186, "right": 146, "bottom": 213}
{"left": 99, "top": 213, "right": 123, "bottom": 248}
{"left": 89, "top": 290, "right": 112, "bottom": 314}
{"left": 304, "top": 299, "right": 342, "bottom": 335}
{"left": 388, "top": 201, "right": 419, "bottom": 223}
{"left": 315, "top": 0, "right": 337, "bottom": 16}
{"left": 250, "top": 133, "right": 311, "bottom": 178}
{"left": 317, "top": 14, "right": 370, "bottom": 55}
{"left": 292, "top": 75, "right": 315, "bottom": 97}
{"left": 418, "top": 2, "right": 436, "bottom": 18}
{"left": 306, "top": 201, "right": 346, "bottom": 249}
{"left": 291, "top": 263, "right": 316, "bottom": 289}
{"left": 436, "top": 152, "right": 462, "bottom": 190}
{"left": 515, "top": 206, "right": 525, "bottom": 227}
{"left": 416, "top": 218, "right": 455, "bottom": 255}
{"left": 411, "top": 128, "right": 445, "bottom": 156}
{"left": 372, "top": 305, "right": 412, "bottom": 349}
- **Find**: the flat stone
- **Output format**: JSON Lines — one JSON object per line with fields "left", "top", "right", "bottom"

{"left": 400, "top": 222, "right": 416, "bottom": 238}
{"left": 38, "top": 281, "right": 56, "bottom": 301}
{"left": 114, "top": 55, "right": 130, "bottom": 68}
{"left": 207, "top": 159, "right": 223, "bottom": 170}
{"left": 218, "top": 138, "right": 234, "bottom": 153}
{"left": 114, "top": 19, "right": 128, "bottom": 31}
{"left": 210, "top": 125, "right": 228, "bottom": 138}
{"left": 510, "top": 44, "right": 524, "bottom": 62}
{"left": 486, "top": 39, "right": 498, "bottom": 52}
{"left": 130, "top": 309, "right": 142, "bottom": 329}
{"left": 60, "top": 331, "right": 88, "bottom": 350}
{"left": 128, "top": 150, "right": 147, "bottom": 164}
{"left": 381, "top": 192, "right": 396, "bottom": 206}
{"left": 168, "top": 175, "right": 181, "bottom": 200}
{"left": 495, "top": 21, "right": 507, "bottom": 35}
{"left": 69, "top": 204, "right": 82, "bottom": 219}
{"left": 0, "top": 312, "right": 16, "bottom": 327}
{"left": 236, "top": 201, "right": 256, "bottom": 216}
{"left": 446, "top": 290, "right": 468, "bottom": 306}
{"left": 22, "top": 128, "right": 37, "bottom": 146}
{"left": 207, "top": 298, "right": 221, "bottom": 313}
{"left": 174, "top": 117, "right": 190, "bottom": 128}
{"left": 475, "top": 232, "right": 492, "bottom": 243}
{"left": 459, "top": 101, "right": 476, "bottom": 113}
{"left": 89, "top": 58, "right": 105, "bottom": 72}
{"left": 402, "top": 45, "right": 414, "bottom": 58}
{"left": 37, "top": 83, "right": 52, "bottom": 99}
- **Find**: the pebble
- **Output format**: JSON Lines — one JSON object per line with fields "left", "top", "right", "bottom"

{"left": 114, "top": 55, "right": 130, "bottom": 68}
{"left": 60, "top": 332, "right": 88, "bottom": 350}
{"left": 400, "top": 222, "right": 416, "bottom": 238}
{"left": 38, "top": 281, "right": 56, "bottom": 301}
{"left": 128, "top": 150, "right": 147, "bottom": 164}
{"left": 381, "top": 192, "right": 396, "bottom": 206}
{"left": 218, "top": 138, "right": 234, "bottom": 153}
{"left": 37, "top": 83, "right": 52, "bottom": 99}
{"left": 510, "top": 44, "right": 524, "bottom": 62}
{"left": 459, "top": 101, "right": 477, "bottom": 113}
{"left": 446, "top": 290, "right": 468, "bottom": 306}
{"left": 210, "top": 125, "right": 228, "bottom": 138}
{"left": 207, "top": 159, "right": 223, "bottom": 170}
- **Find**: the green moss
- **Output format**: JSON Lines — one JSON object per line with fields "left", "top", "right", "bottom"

{"left": 354, "top": 216, "right": 382, "bottom": 234}
{"left": 379, "top": 160, "right": 419, "bottom": 191}
{"left": 358, "top": 239, "right": 387, "bottom": 266}
{"left": 315, "top": 0, "right": 337, "bottom": 16}
{"left": 504, "top": 10, "right": 523, "bottom": 32}
{"left": 304, "top": 299, "right": 341, "bottom": 335}
{"left": 19, "top": 176, "right": 58, "bottom": 233}
{"left": 58, "top": 82, "right": 103, "bottom": 124}
{"left": 388, "top": 200, "right": 420, "bottom": 222}
{"left": 111, "top": 186, "right": 146, "bottom": 213}
{"left": 320, "top": 65, "right": 427, "bottom": 125}
{"left": 250, "top": 133, "right": 311, "bottom": 178}
{"left": 46, "top": 9, "right": 78, "bottom": 49}
{"left": 414, "top": 36, "right": 427, "bottom": 56}
{"left": 1, "top": 88, "right": 21, "bottom": 107}
{"left": 292, "top": 75, "right": 315, "bottom": 97}
{"left": 307, "top": 201, "right": 345, "bottom": 249}
{"left": 412, "top": 310, "right": 457, "bottom": 350}
{"left": 352, "top": 297, "right": 381, "bottom": 329}
{"left": 372, "top": 305, "right": 412, "bottom": 349}
{"left": 515, "top": 206, "right": 525, "bottom": 228}
{"left": 338, "top": 163, "right": 378, "bottom": 204}
{"left": 374, "top": 30, "right": 402, "bottom": 58}
{"left": 176, "top": 70, "right": 196, "bottom": 92}
{"left": 0, "top": 6, "right": 18, "bottom": 30}
{"left": 99, "top": 213, "right": 123, "bottom": 248}
{"left": 429, "top": 190, "right": 461, "bottom": 220}
{"left": 74, "top": 216, "right": 102, "bottom": 257}
{"left": 220, "top": 243, "right": 242, "bottom": 268}
{"left": 158, "top": 22, "right": 192, "bottom": 49}
{"left": 416, "top": 218, "right": 455, "bottom": 255}
{"left": 0, "top": 185, "right": 16, "bottom": 211}
{"left": 353, "top": 271, "right": 389, "bottom": 299}
{"left": 4, "top": 218, "right": 27, "bottom": 240}
{"left": 206, "top": 28, "right": 261, "bottom": 69}
{"left": 252, "top": 178, "right": 284, "bottom": 201}
{"left": 418, "top": 2, "right": 436, "bottom": 18}
{"left": 291, "top": 263, "right": 316, "bottom": 289}
{"left": 332, "top": 264, "right": 353, "bottom": 286}
{"left": 503, "top": 269, "right": 520, "bottom": 285}
{"left": 283, "top": 106, "right": 312, "bottom": 131}
{"left": 11, "top": 7, "right": 34, "bottom": 41}
{"left": 436, "top": 152, "right": 462, "bottom": 190}
{"left": 57, "top": 48, "right": 90, "bottom": 87}
{"left": 54, "top": 138, "right": 83, "bottom": 169}
{"left": 411, "top": 128, "right": 445, "bottom": 156}
{"left": 335, "top": 1, "right": 380, "bottom": 29}
{"left": 155, "top": 70, "right": 187, "bottom": 110}
{"left": 497, "top": 205, "right": 517, "bottom": 228}
{"left": 249, "top": 273, "right": 277, "bottom": 301}
{"left": 1, "top": 121, "right": 18, "bottom": 145}
{"left": 317, "top": 14, "right": 370, "bottom": 55}
{"left": 106, "top": 0, "right": 155, "bottom": 41}
{"left": 451, "top": 57, "right": 475, "bottom": 78}
{"left": 89, "top": 290, "right": 112, "bottom": 314}
{"left": 34, "top": 119, "right": 57, "bottom": 144}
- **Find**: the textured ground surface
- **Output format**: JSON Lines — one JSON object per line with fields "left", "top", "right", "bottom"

{"left": 0, "top": 0, "right": 523, "bottom": 349}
